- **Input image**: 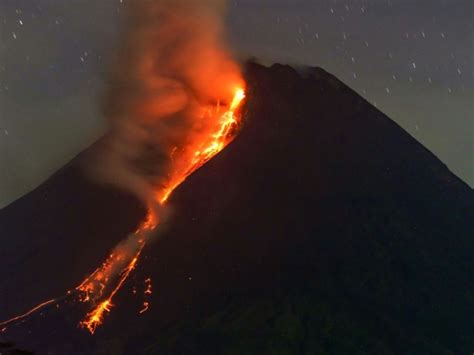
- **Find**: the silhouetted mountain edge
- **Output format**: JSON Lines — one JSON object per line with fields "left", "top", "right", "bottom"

{"left": 0, "top": 62, "right": 472, "bottom": 354}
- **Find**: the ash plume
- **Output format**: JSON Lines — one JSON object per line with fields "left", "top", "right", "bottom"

{"left": 1, "top": 0, "right": 245, "bottom": 334}
{"left": 89, "top": 0, "right": 243, "bottom": 206}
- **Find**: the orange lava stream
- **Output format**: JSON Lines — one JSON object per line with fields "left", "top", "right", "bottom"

{"left": 0, "top": 88, "right": 245, "bottom": 335}
{"left": 159, "top": 88, "right": 246, "bottom": 204}
{"left": 79, "top": 88, "right": 245, "bottom": 333}
{"left": 80, "top": 244, "right": 144, "bottom": 334}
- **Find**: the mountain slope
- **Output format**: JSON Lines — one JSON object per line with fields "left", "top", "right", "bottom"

{"left": 132, "top": 62, "right": 473, "bottom": 354}
{"left": 0, "top": 62, "right": 472, "bottom": 354}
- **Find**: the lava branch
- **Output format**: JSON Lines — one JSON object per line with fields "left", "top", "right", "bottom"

{"left": 79, "top": 242, "right": 145, "bottom": 334}
{"left": 139, "top": 302, "right": 150, "bottom": 315}
{"left": 0, "top": 299, "right": 57, "bottom": 329}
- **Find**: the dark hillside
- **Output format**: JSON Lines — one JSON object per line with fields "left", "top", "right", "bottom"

{"left": 1, "top": 63, "right": 472, "bottom": 354}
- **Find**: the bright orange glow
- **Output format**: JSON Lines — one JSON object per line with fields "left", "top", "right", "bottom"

{"left": 81, "top": 300, "right": 112, "bottom": 335}
{"left": 78, "top": 87, "right": 245, "bottom": 334}
{"left": 80, "top": 247, "right": 143, "bottom": 334}
{"left": 231, "top": 89, "right": 246, "bottom": 111}
{"left": 158, "top": 88, "right": 245, "bottom": 205}
{"left": 0, "top": 88, "right": 245, "bottom": 335}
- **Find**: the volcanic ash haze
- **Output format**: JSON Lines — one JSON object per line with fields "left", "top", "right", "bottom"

{"left": 90, "top": 0, "right": 244, "bottom": 207}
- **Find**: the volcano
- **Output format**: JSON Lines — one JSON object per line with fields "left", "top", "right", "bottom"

{"left": 1, "top": 63, "right": 473, "bottom": 354}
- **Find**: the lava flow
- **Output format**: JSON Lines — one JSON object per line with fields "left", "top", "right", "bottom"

{"left": 1, "top": 0, "right": 246, "bottom": 338}
{"left": 0, "top": 87, "right": 245, "bottom": 335}
{"left": 80, "top": 87, "right": 245, "bottom": 334}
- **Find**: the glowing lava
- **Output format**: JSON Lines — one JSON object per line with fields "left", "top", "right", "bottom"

{"left": 0, "top": 88, "right": 245, "bottom": 335}
{"left": 144, "top": 278, "right": 152, "bottom": 295}
{"left": 80, "top": 244, "right": 144, "bottom": 334}
{"left": 139, "top": 302, "right": 150, "bottom": 314}
{"left": 159, "top": 88, "right": 246, "bottom": 204}
{"left": 79, "top": 88, "right": 244, "bottom": 333}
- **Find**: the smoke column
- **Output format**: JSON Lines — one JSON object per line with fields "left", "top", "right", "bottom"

{"left": 84, "top": 0, "right": 244, "bottom": 306}
{"left": 0, "top": 0, "right": 245, "bottom": 334}
{"left": 90, "top": 0, "right": 244, "bottom": 206}
{"left": 77, "top": 0, "right": 245, "bottom": 333}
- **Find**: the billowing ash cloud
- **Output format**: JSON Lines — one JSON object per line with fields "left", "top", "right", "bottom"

{"left": 88, "top": 0, "right": 243, "bottom": 206}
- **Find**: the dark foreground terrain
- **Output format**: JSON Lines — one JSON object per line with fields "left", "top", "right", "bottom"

{"left": 0, "top": 62, "right": 473, "bottom": 354}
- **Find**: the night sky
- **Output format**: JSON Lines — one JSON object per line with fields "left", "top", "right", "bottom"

{"left": 0, "top": 0, "right": 472, "bottom": 207}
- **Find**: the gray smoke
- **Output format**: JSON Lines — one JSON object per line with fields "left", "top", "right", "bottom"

{"left": 88, "top": 0, "right": 243, "bottom": 206}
